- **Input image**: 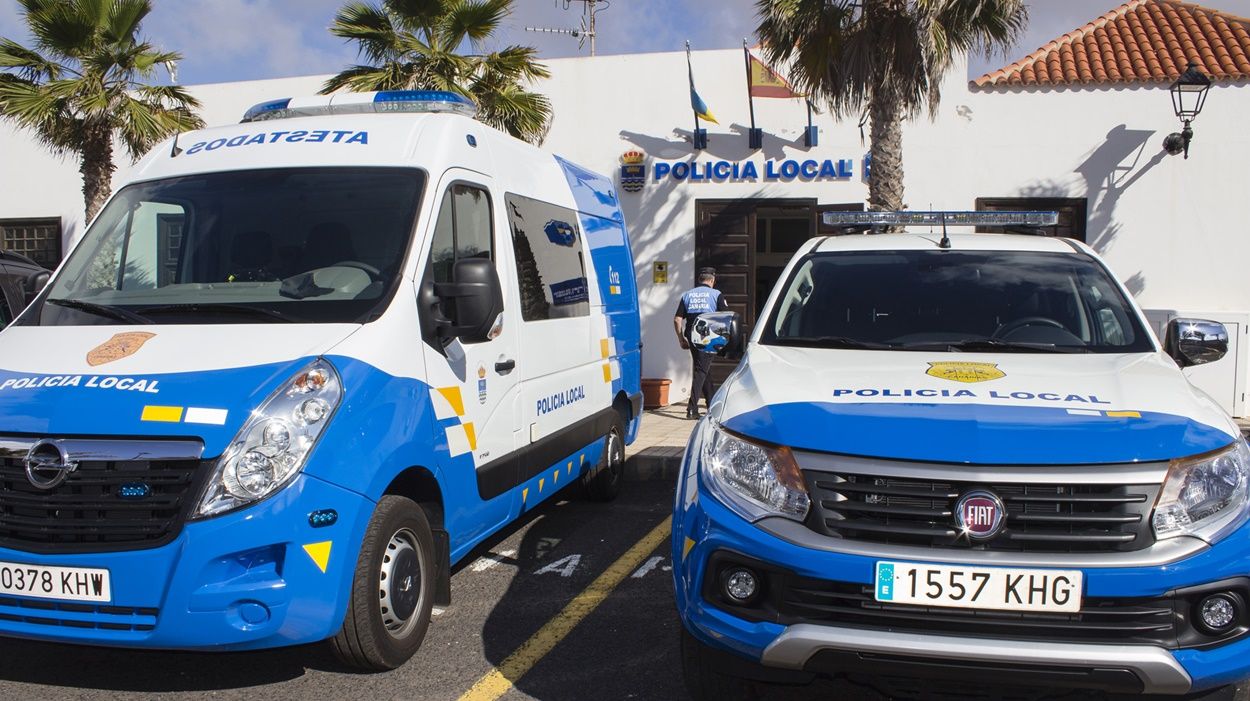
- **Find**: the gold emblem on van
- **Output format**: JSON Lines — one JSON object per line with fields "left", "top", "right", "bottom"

{"left": 926, "top": 362, "right": 1004, "bottom": 383}
{"left": 87, "top": 332, "right": 156, "bottom": 366}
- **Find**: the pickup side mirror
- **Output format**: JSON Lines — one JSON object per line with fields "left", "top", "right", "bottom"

{"left": 1164, "top": 318, "right": 1228, "bottom": 368}
{"left": 691, "top": 311, "right": 743, "bottom": 360}
{"left": 23, "top": 270, "right": 50, "bottom": 307}
{"left": 432, "top": 258, "right": 504, "bottom": 344}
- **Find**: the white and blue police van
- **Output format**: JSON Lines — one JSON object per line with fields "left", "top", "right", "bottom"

{"left": 674, "top": 211, "right": 1250, "bottom": 699}
{"left": 0, "top": 90, "right": 642, "bottom": 670}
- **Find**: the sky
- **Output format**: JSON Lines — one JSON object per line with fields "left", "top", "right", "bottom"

{"left": 1, "top": 0, "right": 1249, "bottom": 86}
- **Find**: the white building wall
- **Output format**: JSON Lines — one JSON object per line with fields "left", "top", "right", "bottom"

{"left": 1, "top": 49, "right": 1247, "bottom": 409}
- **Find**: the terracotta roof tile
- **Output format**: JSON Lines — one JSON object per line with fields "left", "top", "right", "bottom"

{"left": 974, "top": 0, "right": 1250, "bottom": 87}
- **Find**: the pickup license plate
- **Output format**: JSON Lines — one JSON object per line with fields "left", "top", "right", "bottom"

{"left": 0, "top": 560, "right": 111, "bottom": 603}
{"left": 876, "top": 561, "right": 1081, "bottom": 613}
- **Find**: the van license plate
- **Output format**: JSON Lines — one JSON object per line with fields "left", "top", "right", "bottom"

{"left": 875, "top": 561, "right": 1081, "bottom": 613}
{"left": 0, "top": 560, "right": 111, "bottom": 603}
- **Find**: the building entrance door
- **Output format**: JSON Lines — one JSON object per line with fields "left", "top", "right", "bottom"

{"left": 693, "top": 198, "right": 862, "bottom": 387}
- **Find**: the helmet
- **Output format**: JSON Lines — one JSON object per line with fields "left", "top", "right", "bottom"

{"left": 689, "top": 312, "right": 737, "bottom": 355}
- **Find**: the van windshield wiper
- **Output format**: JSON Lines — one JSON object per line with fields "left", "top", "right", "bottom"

{"left": 906, "top": 339, "right": 1087, "bottom": 354}
{"left": 137, "top": 303, "right": 295, "bottom": 323}
{"left": 771, "top": 336, "right": 896, "bottom": 350}
{"left": 45, "top": 298, "right": 151, "bottom": 324}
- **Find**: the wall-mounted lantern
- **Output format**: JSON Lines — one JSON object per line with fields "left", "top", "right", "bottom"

{"left": 1162, "top": 61, "right": 1212, "bottom": 159}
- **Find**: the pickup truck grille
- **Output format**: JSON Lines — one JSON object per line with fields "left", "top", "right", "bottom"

{"left": 0, "top": 456, "right": 205, "bottom": 553}
{"left": 779, "top": 576, "right": 1177, "bottom": 647}
{"left": 805, "top": 470, "right": 1159, "bottom": 553}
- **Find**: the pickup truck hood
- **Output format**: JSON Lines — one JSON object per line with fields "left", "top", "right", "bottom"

{"left": 718, "top": 345, "right": 1239, "bottom": 465}
{"left": 0, "top": 324, "right": 359, "bottom": 454}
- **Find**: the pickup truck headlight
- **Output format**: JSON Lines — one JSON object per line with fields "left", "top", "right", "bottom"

{"left": 194, "top": 358, "right": 343, "bottom": 518}
{"left": 1153, "top": 441, "right": 1250, "bottom": 544}
{"left": 699, "top": 422, "right": 809, "bottom": 522}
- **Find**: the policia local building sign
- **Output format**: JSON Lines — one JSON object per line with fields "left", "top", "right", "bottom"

{"left": 620, "top": 151, "right": 868, "bottom": 189}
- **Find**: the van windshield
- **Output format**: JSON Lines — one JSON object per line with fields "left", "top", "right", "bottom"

{"left": 761, "top": 249, "right": 1154, "bottom": 353}
{"left": 22, "top": 167, "right": 423, "bottom": 326}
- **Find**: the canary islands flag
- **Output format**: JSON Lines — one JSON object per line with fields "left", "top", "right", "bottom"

{"left": 686, "top": 44, "right": 718, "bottom": 124}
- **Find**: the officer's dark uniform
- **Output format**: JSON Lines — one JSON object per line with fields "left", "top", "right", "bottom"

{"left": 675, "top": 269, "right": 729, "bottom": 418}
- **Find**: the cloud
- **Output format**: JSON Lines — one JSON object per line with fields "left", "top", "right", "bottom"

{"left": 142, "top": 0, "right": 355, "bottom": 84}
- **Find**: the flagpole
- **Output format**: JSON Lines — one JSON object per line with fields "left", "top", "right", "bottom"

{"left": 805, "top": 99, "right": 817, "bottom": 147}
{"left": 687, "top": 41, "right": 705, "bottom": 149}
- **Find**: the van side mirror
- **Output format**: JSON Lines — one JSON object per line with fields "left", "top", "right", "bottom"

{"left": 692, "top": 311, "right": 743, "bottom": 360}
{"left": 1164, "top": 318, "right": 1228, "bottom": 368}
{"left": 433, "top": 258, "right": 503, "bottom": 344}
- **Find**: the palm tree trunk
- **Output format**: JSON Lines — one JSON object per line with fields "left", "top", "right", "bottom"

{"left": 80, "top": 122, "right": 115, "bottom": 222}
{"left": 867, "top": 95, "right": 905, "bottom": 212}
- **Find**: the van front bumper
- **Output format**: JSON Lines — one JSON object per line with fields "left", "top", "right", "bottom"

{"left": 673, "top": 464, "right": 1250, "bottom": 695}
{"left": 0, "top": 474, "right": 373, "bottom": 651}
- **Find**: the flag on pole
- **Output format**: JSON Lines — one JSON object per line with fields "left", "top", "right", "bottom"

{"left": 687, "top": 44, "right": 718, "bottom": 124}
{"left": 747, "top": 48, "right": 802, "bottom": 99}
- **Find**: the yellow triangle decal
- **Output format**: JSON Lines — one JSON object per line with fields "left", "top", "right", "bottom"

{"left": 580, "top": 454, "right": 586, "bottom": 465}
{"left": 303, "top": 541, "right": 332, "bottom": 573}
{"left": 539, "top": 478, "right": 545, "bottom": 492}
{"left": 522, "top": 488, "right": 529, "bottom": 503}
{"left": 463, "top": 422, "right": 477, "bottom": 450}
{"left": 682, "top": 537, "right": 696, "bottom": 561}
{"left": 436, "top": 387, "right": 465, "bottom": 416}
{"left": 553, "top": 469, "right": 559, "bottom": 484}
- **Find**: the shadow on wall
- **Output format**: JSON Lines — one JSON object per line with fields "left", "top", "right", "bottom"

{"left": 1014, "top": 124, "right": 1167, "bottom": 297}
{"left": 619, "top": 126, "right": 814, "bottom": 164}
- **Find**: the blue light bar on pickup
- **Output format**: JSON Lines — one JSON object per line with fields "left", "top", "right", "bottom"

{"left": 821, "top": 210, "right": 1059, "bottom": 228}
{"left": 241, "top": 90, "right": 478, "bottom": 123}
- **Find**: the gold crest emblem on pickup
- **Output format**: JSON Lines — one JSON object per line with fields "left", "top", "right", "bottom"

{"left": 926, "top": 361, "right": 1005, "bottom": 383}
{"left": 87, "top": 332, "right": 156, "bottom": 366}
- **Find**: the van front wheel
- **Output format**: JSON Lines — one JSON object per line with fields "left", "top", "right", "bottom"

{"left": 583, "top": 418, "right": 625, "bottom": 502}
{"left": 331, "top": 495, "right": 435, "bottom": 671}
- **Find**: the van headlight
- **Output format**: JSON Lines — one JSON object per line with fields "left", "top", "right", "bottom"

{"left": 194, "top": 359, "right": 343, "bottom": 518}
{"left": 1153, "top": 441, "right": 1250, "bottom": 544}
{"left": 699, "top": 422, "right": 809, "bottom": 522}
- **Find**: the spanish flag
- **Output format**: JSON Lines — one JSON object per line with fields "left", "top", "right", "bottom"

{"left": 747, "top": 48, "right": 802, "bottom": 99}
{"left": 687, "top": 43, "right": 718, "bottom": 124}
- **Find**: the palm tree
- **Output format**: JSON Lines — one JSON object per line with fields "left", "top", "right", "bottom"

{"left": 323, "top": 0, "right": 552, "bottom": 144}
{"left": 0, "top": 0, "right": 204, "bottom": 221}
{"left": 756, "top": 0, "right": 1027, "bottom": 211}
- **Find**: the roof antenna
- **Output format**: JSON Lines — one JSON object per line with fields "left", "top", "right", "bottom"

{"left": 170, "top": 130, "right": 183, "bottom": 158}
{"left": 938, "top": 212, "right": 951, "bottom": 249}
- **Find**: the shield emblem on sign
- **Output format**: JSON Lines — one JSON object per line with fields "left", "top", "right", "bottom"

{"left": 87, "top": 332, "right": 157, "bottom": 367}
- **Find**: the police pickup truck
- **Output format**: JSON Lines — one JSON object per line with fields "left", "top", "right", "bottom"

{"left": 673, "top": 211, "right": 1249, "bottom": 699}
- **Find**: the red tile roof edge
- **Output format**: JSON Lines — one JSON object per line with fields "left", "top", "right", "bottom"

{"left": 972, "top": 0, "right": 1250, "bottom": 89}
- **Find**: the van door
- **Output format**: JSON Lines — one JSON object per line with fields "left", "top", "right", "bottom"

{"left": 419, "top": 174, "right": 521, "bottom": 539}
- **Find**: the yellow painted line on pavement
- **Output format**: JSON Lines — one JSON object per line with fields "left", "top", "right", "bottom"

{"left": 456, "top": 517, "right": 672, "bottom": 701}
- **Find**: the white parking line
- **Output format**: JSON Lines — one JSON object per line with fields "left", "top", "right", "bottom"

{"left": 470, "top": 549, "right": 518, "bottom": 573}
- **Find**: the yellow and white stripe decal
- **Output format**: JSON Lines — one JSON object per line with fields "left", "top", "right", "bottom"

{"left": 141, "top": 406, "right": 229, "bottom": 425}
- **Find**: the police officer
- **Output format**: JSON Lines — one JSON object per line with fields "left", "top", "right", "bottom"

{"left": 674, "top": 267, "right": 729, "bottom": 419}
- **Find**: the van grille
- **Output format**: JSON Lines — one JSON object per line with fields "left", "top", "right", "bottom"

{"left": 805, "top": 471, "right": 1159, "bottom": 553}
{"left": 0, "top": 456, "right": 205, "bottom": 553}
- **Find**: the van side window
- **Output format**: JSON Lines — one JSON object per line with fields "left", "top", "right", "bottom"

{"left": 431, "top": 184, "right": 494, "bottom": 285}
{"left": 505, "top": 194, "right": 589, "bottom": 321}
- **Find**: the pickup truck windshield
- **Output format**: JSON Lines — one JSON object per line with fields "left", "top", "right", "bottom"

{"left": 22, "top": 167, "right": 423, "bottom": 326}
{"left": 762, "top": 249, "right": 1153, "bottom": 353}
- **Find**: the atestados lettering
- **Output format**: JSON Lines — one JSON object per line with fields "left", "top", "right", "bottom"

{"left": 184, "top": 130, "right": 369, "bottom": 155}
{"left": 0, "top": 375, "right": 160, "bottom": 394}
{"left": 536, "top": 385, "right": 586, "bottom": 416}
{"left": 832, "top": 388, "right": 1110, "bottom": 404}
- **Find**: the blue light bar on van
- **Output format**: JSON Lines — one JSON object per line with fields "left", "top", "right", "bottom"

{"left": 240, "top": 90, "right": 478, "bottom": 123}
{"left": 821, "top": 210, "right": 1059, "bottom": 228}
